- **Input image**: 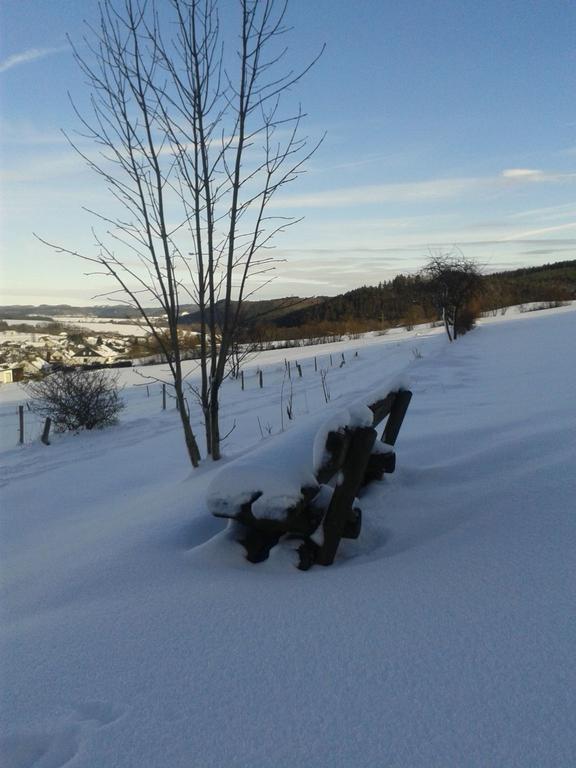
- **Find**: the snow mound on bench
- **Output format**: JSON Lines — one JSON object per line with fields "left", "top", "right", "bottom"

{"left": 207, "top": 419, "right": 322, "bottom": 521}
{"left": 312, "top": 404, "right": 373, "bottom": 472}
{"left": 311, "top": 375, "right": 410, "bottom": 471}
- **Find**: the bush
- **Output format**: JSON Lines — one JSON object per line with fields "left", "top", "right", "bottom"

{"left": 454, "top": 305, "right": 479, "bottom": 336}
{"left": 26, "top": 369, "right": 124, "bottom": 432}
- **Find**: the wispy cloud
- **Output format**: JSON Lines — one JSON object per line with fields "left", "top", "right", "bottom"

{"left": 0, "top": 149, "right": 90, "bottom": 184}
{"left": 270, "top": 177, "right": 480, "bottom": 209}
{"left": 0, "top": 118, "right": 68, "bottom": 146}
{"left": 499, "top": 168, "right": 575, "bottom": 184}
{"left": 0, "top": 46, "right": 67, "bottom": 74}
{"left": 500, "top": 221, "right": 576, "bottom": 241}
{"left": 270, "top": 170, "right": 576, "bottom": 210}
{"left": 501, "top": 168, "right": 542, "bottom": 180}
{"left": 508, "top": 202, "right": 576, "bottom": 221}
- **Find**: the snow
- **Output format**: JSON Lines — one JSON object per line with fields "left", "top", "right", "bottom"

{"left": 371, "top": 440, "right": 395, "bottom": 454}
{"left": 1, "top": 305, "right": 576, "bottom": 767}
{"left": 51, "top": 316, "right": 153, "bottom": 336}
{"left": 207, "top": 398, "right": 377, "bottom": 521}
{"left": 207, "top": 421, "right": 320, "bottom": 520}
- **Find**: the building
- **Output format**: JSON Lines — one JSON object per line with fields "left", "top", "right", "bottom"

{"left": 0, "top": 366, "right": 25, "bottom": 384}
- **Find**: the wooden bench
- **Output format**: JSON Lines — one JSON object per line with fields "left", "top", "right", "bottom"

{"left": 209, "top": 389, "right": 412, "bottom": 570}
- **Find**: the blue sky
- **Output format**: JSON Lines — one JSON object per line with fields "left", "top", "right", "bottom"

{"left": 1, "top": 0, "right": 575, "bottom": 305}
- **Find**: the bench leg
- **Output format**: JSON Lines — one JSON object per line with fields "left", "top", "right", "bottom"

{"left": 342, "top": 507, "right": 362, "bottom": 539}
{"left": 241, "top": 527, "right": 282, "bottom": 563}
{"left": 296, "top": 540, "right": 319, "bottom": 571}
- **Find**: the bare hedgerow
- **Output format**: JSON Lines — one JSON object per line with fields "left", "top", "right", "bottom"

{"left": 26, "top": 369, "right": 124, "bottom": 432}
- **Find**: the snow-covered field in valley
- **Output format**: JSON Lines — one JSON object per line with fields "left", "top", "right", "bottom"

{"left": 1, "top": 306, "right": 575, "bottom": 767}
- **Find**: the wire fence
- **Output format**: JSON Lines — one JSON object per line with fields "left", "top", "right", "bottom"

{"left": 0, "top": 349, "right": 360, "bottom": 449}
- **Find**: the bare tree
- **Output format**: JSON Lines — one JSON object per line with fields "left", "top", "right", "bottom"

{"left": 38, "top": 0, "right": 322, "bottom": 464}
{"left": 421, "top": 251, "right": 483, "bottom": 341}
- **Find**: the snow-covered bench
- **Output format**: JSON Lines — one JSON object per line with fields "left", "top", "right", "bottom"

{"left": 207, "top": 388, "right": 412, "bottom": 569}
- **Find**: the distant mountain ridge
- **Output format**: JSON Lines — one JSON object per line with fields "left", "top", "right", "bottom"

{"left": 178, "top": 296, "right": 324, "bottom": 327}
{"left": 0, "top": 304, "right": 188, "bottom": 321}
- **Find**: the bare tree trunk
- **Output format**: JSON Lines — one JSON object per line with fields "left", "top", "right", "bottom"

{"left": 175, "top": 380, "right": 201, "bottom": 467}
{"left": 198, "top": 310, "right": 211, "bottom": 455}
{"left": 204, "top": 401, "right": 212, "bottom": 457}
{"left": 209, "top": 388, "right": 221, "bottom": 461}
{"left": 172, "top": 328, "right": 201, "bottom": 465}
{"left": 442, "top": 306, "right": 453, "bottom": 342}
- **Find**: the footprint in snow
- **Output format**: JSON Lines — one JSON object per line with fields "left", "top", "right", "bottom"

{"left": 176, "top": 516, "right": 228, "bottom": 551}
{"left": 0, "top": 702, "right": 127, "bottom": 768}
{"left": 71, "top": 700, "right": 127, "bottom": 727}
{"left": 0, "top": 728, "right": 79, "bottom": 768}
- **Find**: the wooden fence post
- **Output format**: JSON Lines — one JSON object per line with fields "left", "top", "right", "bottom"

{"left": 19, "top": 405, "right": 24, "bottom": 445}
{"left": 329, "top": 354, "right": 333, "bottom": 367}
{"left": 162, "top": 384, "right": 166, "bottom": 410}
{"left": 296, "top": 362, "right": 302, "bottom": 378}
{"left": 41, "top": 417, "right": 52, "bottom": 445}
{"left": 241, "top": 370, "right": 245, "bottom": 390}
{"left": 259, "top": 370, "right": 263, "bottom": 388}
{"left": 314, "top": 356, "right": 317, "bottom": 372}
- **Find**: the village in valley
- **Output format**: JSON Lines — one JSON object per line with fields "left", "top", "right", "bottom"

{"left": 0, "top": 321, "right": 136, "bottom": 383}
{"left": 0, "top": 307, "right": 207, "bottom": 383}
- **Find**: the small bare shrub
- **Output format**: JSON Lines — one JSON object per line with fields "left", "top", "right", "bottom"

{"left": 257, "top": 417, "right": 273, "bottom": 438}
{"left": 26, "top": 369, "right": 124, "bottom": 432}
{"left": 320, "top": 369, "right": 331, "bottom": 403}
{"left": 285, "top": 382, "right": 294, "bottom": 421}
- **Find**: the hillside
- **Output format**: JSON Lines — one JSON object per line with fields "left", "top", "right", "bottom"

{"left": 0, "top": 304, "right": 170, "bottom": 320}
{"left": 482, "top": 258, "right": 576, "bottom": 307}
{"left": 178, "top": 295, "right": 324, "bottom": 327}
{"left": 0, "top": 298, "right": 323, "bottom": 331}
{"left": 1, "top": 306, "right": 575, "bottom": 767}
{"left": 272, "top": 259, "right": 576, "bottom": 329}
{"left": 3, "top": 259, "right": 575, "bottom": 335}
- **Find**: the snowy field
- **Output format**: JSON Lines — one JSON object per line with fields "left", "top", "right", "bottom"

{"left": 2, "top": 316, "right": 152, "bottom": 336}
{"left": 1, "top": 305, "right": 575, "bottom": 767}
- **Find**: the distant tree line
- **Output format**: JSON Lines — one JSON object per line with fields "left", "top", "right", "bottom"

{"left": 231, "top": 258, "right": 575, "bottom": 339}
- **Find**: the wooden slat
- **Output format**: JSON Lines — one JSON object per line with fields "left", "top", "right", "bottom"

{"left": 368, "top": 392, "right": 396, "bottom": 426}
{"left": 316, "top": 426, "right": 377, "bottom": 566}
{"left": 316, "top": 429, "right": 351, "bottom": 484}
{"left": 383, "top": 390, "right": 412, "bottom": 446}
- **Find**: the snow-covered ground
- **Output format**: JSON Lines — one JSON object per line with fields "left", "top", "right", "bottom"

{"left": 51, "top": 316, "right": 157, "bottom": 336}
{"left": 1, "top": 316, "right": 152, "bottom": 336}
{"left": 1, "top": 305, "right": 575, "bottom": 767}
